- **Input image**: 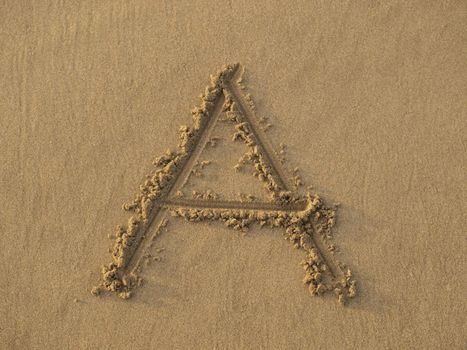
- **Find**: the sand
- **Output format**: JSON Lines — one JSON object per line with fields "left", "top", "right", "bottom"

{"left": 1, "top": 1, "right": 466, "bottom": 349}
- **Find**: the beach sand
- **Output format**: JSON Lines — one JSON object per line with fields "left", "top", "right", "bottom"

{"left": 1, "top": 1, "right": 466, "bottom": 349}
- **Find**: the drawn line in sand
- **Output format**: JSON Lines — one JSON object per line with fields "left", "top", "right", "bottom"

{"left": 93, "top": 63, "right": 356, "bottom": 305}
{"left": 160, "top": 198, "right": 306, "bottom": 211}
{"left": 224, "top": 68, "right": 290, "bottom": 191}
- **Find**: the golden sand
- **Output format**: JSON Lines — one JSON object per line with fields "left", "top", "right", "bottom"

{"left": 2, "top": 2, "right": 465, "bottom": 348}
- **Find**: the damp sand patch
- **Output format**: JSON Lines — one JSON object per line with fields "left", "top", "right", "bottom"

{"left": 93, "top": 63, "right": 356, "bottom": 305}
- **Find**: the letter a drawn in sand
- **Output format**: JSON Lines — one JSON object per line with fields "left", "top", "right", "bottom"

{"left": 94, "top": 64, "right": 356, "bottom": 305}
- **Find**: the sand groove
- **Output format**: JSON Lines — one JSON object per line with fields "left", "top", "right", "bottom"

{"left": 160, "top": 198, "right": 307, "bottom": 211}
{"left": 224, "top": 72, "right": 291, "bottom": 191}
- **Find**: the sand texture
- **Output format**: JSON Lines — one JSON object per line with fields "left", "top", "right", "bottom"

{"left": 1, "top": 1, "right": 466, "bottom": 349}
